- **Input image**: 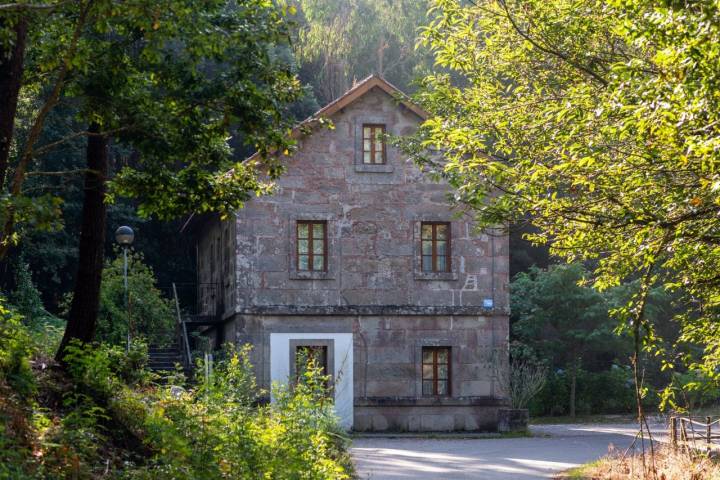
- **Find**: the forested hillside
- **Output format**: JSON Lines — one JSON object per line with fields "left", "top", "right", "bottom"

{"left": 4, "top": 0, "right": 720, "bottom": 478}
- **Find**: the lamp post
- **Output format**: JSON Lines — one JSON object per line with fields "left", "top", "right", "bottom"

{"left": 115, "top": 226, "right": 134, "bottom": 351}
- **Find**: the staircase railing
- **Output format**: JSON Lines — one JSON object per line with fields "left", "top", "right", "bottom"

{"left": 172, "top": 282, "right": 192, "bottom": 370}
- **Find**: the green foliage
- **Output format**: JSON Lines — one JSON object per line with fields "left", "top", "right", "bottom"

{"left": 61, "top": 251, "right": 174, "bottom": 346}
{"left": 511, "top": 264, "right": 627, "bottom": 367}
{"left": 0, "top": 317, "right": 350, "bottom": 479}
{"left": 98, "top": 251, "right": 174, "bottom": 346}
{"left": 8, "top": 260, "right": 66, "bottom": 356}
{"left": 121, "top": 344, "right": 349, "bottom": 479}
{"left": 665, "top": 370, "right": 720, "bottom": 413}
{"left": 293, "top": 0, "right": 434, "bottom": 103}
{"left": 411, "top": 0, "right": 720, "bottom": 401}
{"left": 0, "top": 298, "right": 36, "bottom": 398}
{"left": 529, "top": 366, "right": 638, "bottom": 417}
{"left": 510, "top": 263, "right": 656, "bottom": 415}
{"left": 11, "top": 258, "right": 51, "bottom": 324}
{"left": 1, "top": 0, "right": 304, "bottom": 255}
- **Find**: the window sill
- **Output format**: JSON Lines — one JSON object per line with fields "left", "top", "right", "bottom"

{"left": 290, "top": 271, "right": 335, "bottom": 280}
{"left": 414, "top": 271, "right": 458, "bottom": 281}
{"left": 354, "top": 163, "right": 394, "bottom": 173}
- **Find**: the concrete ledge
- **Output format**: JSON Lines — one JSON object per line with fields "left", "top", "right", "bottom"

{"left": 354, "top": 163, "right": 394, "bottom": 173}
{"left": 413, "top": 271, "right": 459, "bottom": 281}
{"left": 235, "top": 305, "right": 509, "bottom": 316}
{"left": 356, "top": 396, "right": 508, "bottom": 407}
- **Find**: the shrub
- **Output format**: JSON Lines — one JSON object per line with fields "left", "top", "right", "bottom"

{"left": 0, "top": 298, "right": 36, "bottom": 398}
{"left": 54, "top": 342, "right": 350, "bottom": 479}
{"left": 1, "top": 317, "right": 351, "bottom": 480}
{"left": 125, "top": 344, "right": 350, "bottom": 479}
{"left": 529, "top": 366, "right": 638, "bottom": 417}
{"left": 10, "top": 259, "right": 66, "bottom": 358}
{"left": 669, "top": 370, "right": 720, "bottom": 412}
{"left": 62, "top": 251, "right": 175, "bottom": 347}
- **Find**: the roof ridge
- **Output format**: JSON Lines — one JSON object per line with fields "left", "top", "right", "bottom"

{"left": 306, "top": 74, "right": 427, "bottom": 122}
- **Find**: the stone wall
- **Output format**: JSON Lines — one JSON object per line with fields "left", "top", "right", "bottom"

{"left": 227, "top": 313, "right": 509, "bottom": 432}
{"left": 227, "top": 86, "right": 509, "bottom": 315}
{"left": 193, "top": 83, "right": 512, "bottom": 431}
{"left": 196, "top": 217, "right": 235, "bottom": 319}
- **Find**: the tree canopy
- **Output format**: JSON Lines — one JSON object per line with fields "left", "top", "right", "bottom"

{"left": 409, "top": 0, "right": 720, "bottom": 403}
{"left": 0, "top": 0, "right": 302, "bottom": 253}
{"left": 1, "top": 0, "right": 305, "bottom": 357}
{"left": 293, "top": 0, "right": 433, "bottom": 103}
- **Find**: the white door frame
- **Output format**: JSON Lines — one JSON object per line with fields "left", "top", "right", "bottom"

{"left": 269, "top": 332, "right": 354, "bottom": 429}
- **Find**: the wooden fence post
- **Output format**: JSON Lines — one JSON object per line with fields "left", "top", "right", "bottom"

{"left": 707, "top": 416, "right": 712, "bottom": 454}
{"left": 670, "top": 417, "right": 677, "bottom": 450}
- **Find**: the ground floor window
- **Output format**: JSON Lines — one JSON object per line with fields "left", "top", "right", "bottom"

{"left": 422, "top": 346, "right": 451, "bottom": 396}
{"left": 295, "top": 345, "right": 328, "bottom": 381}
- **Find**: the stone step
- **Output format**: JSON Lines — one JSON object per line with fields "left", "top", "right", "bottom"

{"left": 148, "top": 352, "right": 183, "bottom": 359}
{"left": 148, "top": 355, "right": 183, "bottom": 362}
{"left": 148, "top": 362, "right": 183, "bottom": 371}
{"left": 149, "top": 346, "right": 181, "bottom": 353}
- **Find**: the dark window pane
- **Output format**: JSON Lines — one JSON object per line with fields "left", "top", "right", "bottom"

{"left": 312, "top": 223, "right": 325, "bottom": 239}
{"left": 422, "top": 240, "right": 433, "bottom": 255}
{"left": 436, "top": 224, "right": 448, "bottom": 240}
{"left": 313, "top": 240, "right": 324, "bottom": 254}
{"left": 437, "top": 348, "right": 448, "bottom": 363}
{"left": 436, "top": 256, "right": 447, "bottom": 272}
{"left": 422, "top": 256, "right": 433, "bottom": 272}
{"left": 313, "top": 255, "right": 325, "bottom": 271}
{"left": 421, "top": 224, "right": 433, "bottom": 240}
{"left": 298, "top": 255, "right": 309, "bottom": 270}
{"left": 298, "top": 223, "right": 309, "bottom": 238}
{"left": 436, "top": 240, "right": 447, "bottom": 256}
{"left": 422, "top": 349, "right": 433, "bottom": 363}
{"left": 422, "top": 380, "right": 434, "bottom": 396}
{"left": 437, "top": 380, "right": 448, "bottom": 395}
{"left": 438, "top": 365, "right": 448, "bottom": 379}
{"left": 298, "top": 239, "right": 309, "bottom": 254}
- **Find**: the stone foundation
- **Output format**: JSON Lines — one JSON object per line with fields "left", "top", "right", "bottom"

{"left": 355, "top": 397, "right": 506, "bottom": 432}
{"left": 497, "top": 408, "right": 529, "bottom": 433}
{"left": 214, "top": 313, "right": 510, "bottom": 431}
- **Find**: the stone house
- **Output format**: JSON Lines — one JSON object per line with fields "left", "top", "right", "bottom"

{"left": 191, "top": 75, "right": 510, "bottom": 431}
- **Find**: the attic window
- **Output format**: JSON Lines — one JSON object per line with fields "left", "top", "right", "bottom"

{"left": 362, "top": 124, "right": 386, "bottom": 164}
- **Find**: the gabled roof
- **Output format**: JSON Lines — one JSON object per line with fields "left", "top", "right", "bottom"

{"left": 243, "top": 75, "right": 427, "bottom": 164}
{"left": 309, "top": 74, "right": 428, "bottom": 121}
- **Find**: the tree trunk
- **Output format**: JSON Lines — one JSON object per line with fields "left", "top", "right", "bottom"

{"left": 0, "top": 18, "right": 28, "bottom": 186}
{"left": 56, "top": 124, "right": 108, "bottom": 361}
{"left": 377, "top": 34, "right": 385, "bottom": 75}
{"left": 569, "top": 360, "right": 577, "bottom": 418}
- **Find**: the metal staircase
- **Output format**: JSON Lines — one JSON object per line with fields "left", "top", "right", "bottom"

{"left": 147, "top": 343, "right": 185, "bottom": 372}
{"left": 146, "top": 283, "right": 222, "bottom": 374}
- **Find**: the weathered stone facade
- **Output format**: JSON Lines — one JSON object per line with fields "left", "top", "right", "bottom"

{"left": 195, "top": 76, "right": 510, "bottom": 431}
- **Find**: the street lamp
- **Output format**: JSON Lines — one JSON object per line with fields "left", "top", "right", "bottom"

{"left": 115, "top": 226, "right": 134, "bottom": 351}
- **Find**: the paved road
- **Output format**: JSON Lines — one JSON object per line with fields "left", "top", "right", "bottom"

{"left": 351, "top": 423, "right": 664, "bottom": 479}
